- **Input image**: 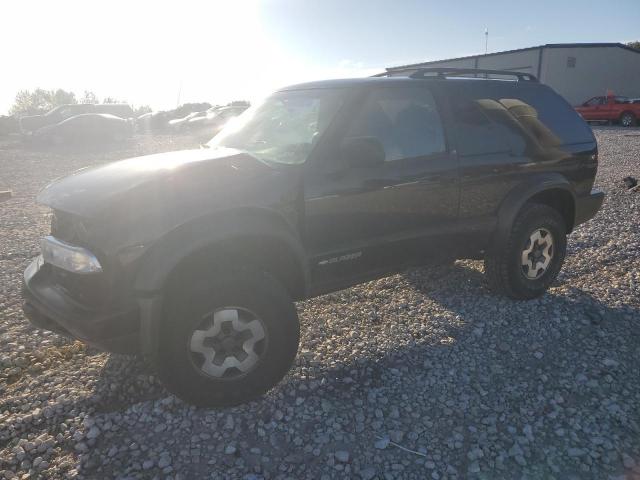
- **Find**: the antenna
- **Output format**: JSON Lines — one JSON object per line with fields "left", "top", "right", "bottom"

{"left": 484, "top": 28, "right": 489, "bottom": 54}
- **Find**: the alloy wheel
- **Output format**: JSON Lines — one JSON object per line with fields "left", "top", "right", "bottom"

{"left": 188, "top": 307, "right": 267, "bottom": 379}
{"left": 521, "top": 228, "right": 554, "bottom": 280}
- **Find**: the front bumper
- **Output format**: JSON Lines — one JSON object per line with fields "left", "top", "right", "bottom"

{"left": 574, "top": 188, "right": 605, "bottom": 227}
{"left": 22, "top": 256, "right": 140, "bottom": 354}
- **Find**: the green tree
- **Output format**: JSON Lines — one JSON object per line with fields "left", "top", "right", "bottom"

{"left": 627, "top": 41, "right": 640, "bottom": 51}
{"left": 9, "top": 88, "right": 76, "bottom": 116}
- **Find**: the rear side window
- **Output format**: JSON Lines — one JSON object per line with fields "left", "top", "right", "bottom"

{"left": 513, "top": 85, "right": 594, "bottom": 145}
{"left": 448, "top": 82, "right": 593, "bottom": 151}
{"left": 449, "top": 92, "right": 526, "bottom": 156}
{"left": 346, "top": 87, "right": 445, "bottom": 161}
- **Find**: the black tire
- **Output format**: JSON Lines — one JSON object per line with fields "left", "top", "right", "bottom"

{"left": 620, "top": 111, "right": 636, "bottom": 127}
{"left": 157, "top": 268, "right": 300, "bottom": 407}
{"left": 484, "top": 203, "right": 567, "bottom": 300}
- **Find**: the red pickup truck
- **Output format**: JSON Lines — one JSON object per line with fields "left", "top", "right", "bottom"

{"left": 575, "top": 95, "right": 640, "bottom": 127}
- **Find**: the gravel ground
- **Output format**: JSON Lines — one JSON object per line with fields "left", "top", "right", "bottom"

{"left": 0, "top": 128, "right": 639, "bottom": 480}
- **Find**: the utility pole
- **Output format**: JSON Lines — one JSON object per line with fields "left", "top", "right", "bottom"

{"left": 484, "top": 28, "right": 489, "bottom": 54}
{"left": 176, "top": 80, "right": 183, "bottom": 108}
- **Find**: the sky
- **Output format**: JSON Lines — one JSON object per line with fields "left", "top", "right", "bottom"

{"left": 2, "top": 0, "right": 639, "bottom": 115}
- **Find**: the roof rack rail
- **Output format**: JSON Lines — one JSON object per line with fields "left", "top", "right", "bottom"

{"left": 407, "top": 67, "right": 538, "bottom": 82}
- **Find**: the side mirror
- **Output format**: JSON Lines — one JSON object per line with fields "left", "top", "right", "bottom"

{"left": 340, "top": 136, "right": 385, "bottom": 168}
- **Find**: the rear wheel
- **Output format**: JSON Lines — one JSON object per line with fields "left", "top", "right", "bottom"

{"left": 157, "top": 268, "right": 300, "bottom": 407}
{"left": 620, "top": 112, "right": 636, "bottom": 127}
{"left": 484, "top": 203, "right": 567, "bottom": 299}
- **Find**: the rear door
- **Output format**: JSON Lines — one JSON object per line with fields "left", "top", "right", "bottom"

{"left": 304, "top": 84, "right": 459, "bottom": 289}
{"left": 445, "top": 81, "right": 595, "bottom": 240}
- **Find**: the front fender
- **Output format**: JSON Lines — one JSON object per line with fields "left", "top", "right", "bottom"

{"left": 134, "top": 207, "right": 308, "bottom": 356}
{"left": 134, "top": 207, "right": 308, "bottom": 295}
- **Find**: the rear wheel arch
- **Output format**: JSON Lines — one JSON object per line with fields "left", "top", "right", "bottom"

{"left": 496, "top": 176, "right": 576, "bottom": 243}
{"left": 528, "top": 188, "right": 575, "bottom": 232}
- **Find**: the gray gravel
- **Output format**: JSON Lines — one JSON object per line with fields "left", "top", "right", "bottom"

{"left": 1, "top": 128, "right": 639, "bottom": 479}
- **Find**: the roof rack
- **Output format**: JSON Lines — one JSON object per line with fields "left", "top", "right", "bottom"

{"left": 373, "top": 67, "right": 538, "bottom": 82}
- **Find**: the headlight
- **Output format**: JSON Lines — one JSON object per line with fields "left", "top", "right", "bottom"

{"left": 40, "top": 236, "right": 102, "bottom": 274}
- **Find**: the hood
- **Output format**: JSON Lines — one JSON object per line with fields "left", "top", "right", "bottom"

{"left": 37, "top": 147, "right": 272, "bottom": 218}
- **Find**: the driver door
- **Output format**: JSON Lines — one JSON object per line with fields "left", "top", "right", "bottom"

{"left": 304, "top": 85, "right": 459, "bottom": 291}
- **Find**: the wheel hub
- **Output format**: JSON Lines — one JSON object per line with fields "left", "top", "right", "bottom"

{"left": 188, "top": 308, "right": 267, "bottom": 379}
{"left": 521, "top": 228, "right": 554, "bottom": 280}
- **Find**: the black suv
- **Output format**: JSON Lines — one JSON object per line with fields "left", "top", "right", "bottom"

{"left": 23, "top": 68, "right": 604, "bottom": 407}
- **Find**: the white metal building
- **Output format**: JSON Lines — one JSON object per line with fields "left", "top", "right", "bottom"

{"left": 385, "top": 43, "right": 640, "bottom": 106}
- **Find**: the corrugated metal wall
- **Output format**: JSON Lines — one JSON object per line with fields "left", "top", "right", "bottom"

{"left": 387, "top": 46, "right": 640, "bottom": 106}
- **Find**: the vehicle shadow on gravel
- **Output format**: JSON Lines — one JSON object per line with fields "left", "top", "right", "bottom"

{"left": 75, "top": 262, "right": 640, "bottom": 478}
{"left": 89, "top": 354, "right": 166, "bottom": 413}
{"left": 89, "top": 261, "right": 638, "bottom": 414}
{"left": 404, "top": 261, "right": 637, "bottom": 338}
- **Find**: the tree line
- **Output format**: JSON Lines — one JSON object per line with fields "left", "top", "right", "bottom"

{"left": 9, "top": 88, "right": 151, "bottom": 117}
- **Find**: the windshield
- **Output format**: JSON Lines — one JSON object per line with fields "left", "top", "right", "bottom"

{"left": 208, "top": 89, "right": 346, "bottom": 165}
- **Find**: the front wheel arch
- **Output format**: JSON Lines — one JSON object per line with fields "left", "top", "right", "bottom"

{"left": 133, "top": 208, "right": 309, "bottom": 296}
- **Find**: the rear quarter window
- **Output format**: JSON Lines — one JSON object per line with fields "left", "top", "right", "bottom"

{"left": 512, "top": 85, "right": 594, "bottom": 145}
{"left": 447, "top": 82, "right": 593, "bottom": 149}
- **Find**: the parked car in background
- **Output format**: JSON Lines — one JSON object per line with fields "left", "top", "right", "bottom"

{"left": 136, "top": 103, "right": 215, "bottom": 133}
{"left": 575, "top": 95, "right": 640, "bottom": 127}
{"left": 20, "top": 104, "right": 134, "bottom": 133}
{"left": 23, "top": 68, "right": 603, "bottom": 407}
{"left": 187, "top": 105, "right": 248, "bottom": 133}
{"left": 32, "top": 113, "right": 133, "bottom": 144}
{"left": 168, "top": 111, "right": 205, "bottom": 130}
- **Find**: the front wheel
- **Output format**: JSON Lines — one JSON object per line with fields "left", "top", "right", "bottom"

{"left": 484, "top": 203, "right": 567, "bottom": 300}
{"left": 157, "top": 268, "right": 300, "bottom": 407}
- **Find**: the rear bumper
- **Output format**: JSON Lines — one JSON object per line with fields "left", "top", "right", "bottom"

{"left": 574, "top": 188, "right": 605, "bottom": 227}
{"left": 22, "top": 256, "right": 140, "bottom": 354}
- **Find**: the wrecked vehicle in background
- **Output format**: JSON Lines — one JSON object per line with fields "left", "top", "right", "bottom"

{"left": 168, "top": 111, "right": 205, "bottom": 130}
{"left": 188, "top": 105, "right": 248, "bottom": 131}
{"left": 136, "top": 103, "right": 212, "bottom": 133}
{"left": 32, "top": 113, "right": 133, "bottom": 144}
{"left": 20, "top": 104, "right": 134, "bottom": 133}
{"left": 168, "top": 105, "right": 248, "bottom": 133}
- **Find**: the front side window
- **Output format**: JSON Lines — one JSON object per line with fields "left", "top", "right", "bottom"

{"left": 345, "top": 87, "right": 445, "bottom": 161}
{"left": 585, "top": 97, "right": 605, "bottom": 106}
{"left": 208, "top": 89, "right": 346, "bottom": 165}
